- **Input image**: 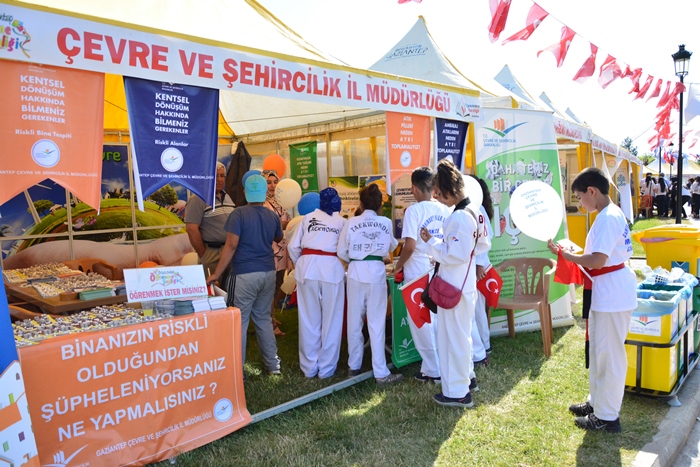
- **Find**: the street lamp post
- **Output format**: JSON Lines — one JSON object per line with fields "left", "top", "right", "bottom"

{"left": 673, "top": 44, "right": 692, "bottom": 224}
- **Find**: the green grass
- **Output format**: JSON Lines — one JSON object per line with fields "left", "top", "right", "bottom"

{"left": 155, "top": 295, "right": 669, "bottom": 467}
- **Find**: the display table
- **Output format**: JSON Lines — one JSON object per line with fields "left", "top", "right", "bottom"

{"left": 5, "top": 282, "right": 127, "bottom": 314}
{"left": 19, "top": 307, "right": 249, "bottom": 467}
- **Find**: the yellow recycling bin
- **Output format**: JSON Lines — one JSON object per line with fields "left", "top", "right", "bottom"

{"left": 632, "top": 225, "right": 700, "bottom": 276}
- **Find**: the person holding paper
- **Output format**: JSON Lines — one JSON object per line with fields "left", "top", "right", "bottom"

{"left": 547, "top": 167, "right": 635, "bottom": 433}
{"left": 185, "top": 162, "right": 235, "bottom": 276}
{"left": 393, "top": 167, "right": 450, "bottom": 384}
{"left": 288, "top": 188, "right": 346, "bottom": 379}
{"left": 207, "top": 174, "right": 283, "bottom": 375}
{"left": 419, "top": 160, "right": 489, "bottom": 408}
{"left": 338, "top": 183, "right": 401, "bottom": 385}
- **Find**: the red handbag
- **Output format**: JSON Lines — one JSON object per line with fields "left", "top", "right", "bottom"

{"left": 426, "top": 206, "right": 479, "bottom": 310}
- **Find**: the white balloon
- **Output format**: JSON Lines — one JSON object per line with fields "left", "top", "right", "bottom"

{"left": 462, "top": 174, "right": 483, "bottom": 211}
{"left": 275, "top": 179, "right": 302, "bottom": 209}
{"left": 509, "top": 181, "right": 563, "bottom": 242}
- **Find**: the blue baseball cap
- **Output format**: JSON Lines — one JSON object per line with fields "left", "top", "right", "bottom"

{"left": 244, "top": 174, "right": 267, "bottom": 203}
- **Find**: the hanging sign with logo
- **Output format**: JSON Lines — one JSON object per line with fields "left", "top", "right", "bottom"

{"left": 0, "top": 60, "right": 104, "bottom": 210}
{"left": 385, "top": 112, "right": 431, "bottom": 191}
{"left": 289, "top": 141, "right": 318, "bottom": 194}
{"left": 434, "top": 118, "right": 469, "bottom": 170}
{"left": 124, "top": 77, "right": 219, "bottom": 211}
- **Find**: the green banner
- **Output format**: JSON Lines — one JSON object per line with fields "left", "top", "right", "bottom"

{"left": 475, "top": 108, "right": 573, "bottom": 336}
{"left": 289, "top": 141, "right": 318, "bottom": 193}
{"left": 390, "top": 280, "right": 421, "bottom": 368}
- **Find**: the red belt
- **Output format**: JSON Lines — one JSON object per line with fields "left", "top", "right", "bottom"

{"left": 301, "top": 248, "right": 336, "bottom": 257}
{"left": 583, "top": 263, "right": 625, "bottom": 288}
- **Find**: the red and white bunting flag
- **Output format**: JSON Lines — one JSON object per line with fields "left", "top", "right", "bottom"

{"left": 537, "top": 26, "right": 576, "bottom": 68}
{"left": 626, "top": 67, "right": 643, "bottom": 94}
{"left": 646, "top": 78, "right": 663, "bottom": 102}
{"left": 502, "top": 3, "right": 549, "bottom": 44}
{"left": 598, "top": 55, "right": 622, "bottom": 89}
{"left": 488, "top": 0, "right": 513, "bottom": 43}
{"left": 572, "top": 43, "right": 598, "bottom": 83}
{"left": 476, "top": 266, "right": 504, "bottom": 309}
{"left": 553, "top": 250, "right": 584, "bottom": 285}
{"left": 656, "top": 81, "right": 672, "bottom": 108}
{"left": 400, "top": 273, "right": 432, "bottom": 329}
{"left": 635, "top": 75, "right": 654, "bottom": 100}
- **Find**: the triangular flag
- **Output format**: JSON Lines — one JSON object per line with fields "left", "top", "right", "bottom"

{"left": 598, "top": 55, "right": 622, "bottom": 89}
{"left": 537, "top": 26, "right": 576, "bottom": 68}
{"left": 685, "top": 83, "right": 700, "bottom": 123}
{"left": 646, "top": 78, "right": 663, "bottom": 102}
{"left": 572, "top": 43, "right": 598, "bottom": 83}
{"left": 635, "top": 75, "right": 654, "bottom": 100}
{"left": 502, "top": 3, "right": 549, "bottom": 44}
{"left": 656, "top": 81, "right": 673, "bottom": 108}
{"left": 488, "top": 0, "right": 513, "bottom": 43}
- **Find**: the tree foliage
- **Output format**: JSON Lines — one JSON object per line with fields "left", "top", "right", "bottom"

{"left": 621, "top": 137, "right": 638, "bottom": 156}
{"left": 148, "top": 185, "right": 178, "bottom": 208}
{"left": 30, "top": 199, "right": 54, "bottom": 216}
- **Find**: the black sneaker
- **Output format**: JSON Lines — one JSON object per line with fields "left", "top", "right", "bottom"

{"left": 433, "top": 392, "right": 473, "bottom": 408}
{"left": 414, "top": 372, "right": 441, "bottom": 384}
{"left": 574, "top": 414, "right": 621, "bottom": 433}
{"left": 569, "top": 401, "right": 594, "bottom": 417}
{"left": 486, "top": 347, "right": 493, "bottom": 354}
{"left": 474, "top": 356, "right": 489, "bottom": 367}
{"left": 348, "top": 368, "right": 362, "bottom": 377}
{"left": 469, "top": 377, "right": 479, "bottom": 393}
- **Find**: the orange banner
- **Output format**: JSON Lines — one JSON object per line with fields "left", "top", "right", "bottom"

{"left": 0, "top": 59, "right": 104, "bottom": 210}
{"left": 19, "top": 308, "right": 250, "bottom": 467}
{"left": 385, "top": 111, "right": 431, "bottom": 190}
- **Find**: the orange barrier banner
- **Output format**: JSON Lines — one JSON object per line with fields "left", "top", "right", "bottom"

{"left": 19, "top": 308, "right": 250, "bottom": 466}
{"left": 0, "top": 60, "right": 104, "bottom": 210}
{"left": 385, "top": 111, "right": 430, "bottom": 190}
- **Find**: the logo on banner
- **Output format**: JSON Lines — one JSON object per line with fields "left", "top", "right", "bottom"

{"left": 161, "top": 147, "right": 184, "bottom": 172}
{"left": 484, "top": 118, "right": 527, "bottom": 137}
{"left": 214, "top": 398, "right": 233, "bottom": 422}
{"left": 400, "top": 150, "right": 412, "bottom": 167}
{"left": 150, "top": 269, "right": 185, "bottom": 287}
{"left": 50, "top": 445, "right": 89, "bottom": 467}
{"left": 617, "top": 173, "right": 627, "bottom": 187}
{"left": 384, "top": 44, "right": 428, "bottom": 61}
{"left": 31, "top": 139, "right": 60, "bottom": 167}
{"left": 456, "top": 99, "right": 480, "bottom": 119}
{"left": 0, "top": 14, "right": 31, "bottom": 58}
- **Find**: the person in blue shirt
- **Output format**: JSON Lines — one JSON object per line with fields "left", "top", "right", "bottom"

{"left": 207, "top": 174, "right": 283, "bottom": 375}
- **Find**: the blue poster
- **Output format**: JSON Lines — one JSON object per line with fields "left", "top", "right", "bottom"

{"left": 124, "top": 77, "right": 219, "bottom": 211}
{"left": 434, "top": 118, "right": 468, "bottom": 171}
{"left": 0, "top": 280, "right": 17, "bottom": 372}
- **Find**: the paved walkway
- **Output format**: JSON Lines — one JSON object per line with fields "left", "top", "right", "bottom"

{"left": 631, "top": 213, "right": 699, "bottom": 467}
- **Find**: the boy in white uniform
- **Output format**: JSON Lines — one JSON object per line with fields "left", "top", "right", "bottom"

{"left": 548, "top": 167, "right": 636, "bottom": 433}
{"left": 394, "top": 167, "right": 451, "bottom": 383}
{"left": 338, "top": 183, "right": 401, "bottom": 385}
{"left": 288, "top": 188, "right": 346, "bottom": 379}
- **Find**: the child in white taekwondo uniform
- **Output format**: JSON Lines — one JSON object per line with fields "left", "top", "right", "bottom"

{"left": 420, "top": 160, "right": 490, "bottom": 408}
{"left": 548, "top": 167, "right": 636, "bottom": 433}
{"left": 288, "top": 188, "right": 346, "bottom": 379}
{"left": 338, "top": 183, "right": 402, "bottom": 385}
{"left": 470, "top": 175, "right": 495, "bottom": 365}
{"left": 393, "top": 167, "right": 451, "bottom": 384}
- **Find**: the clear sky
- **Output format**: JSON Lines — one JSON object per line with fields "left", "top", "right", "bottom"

{"left": 260, "top": 0, "right": 699, "bottom": 155}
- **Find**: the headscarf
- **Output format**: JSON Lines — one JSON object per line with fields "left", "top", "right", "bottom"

{"left": 319, "top": 187, "right": 341, "bottom": 215}
{"left": 263, "top": 170, "right": 285, "bottom": 216}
